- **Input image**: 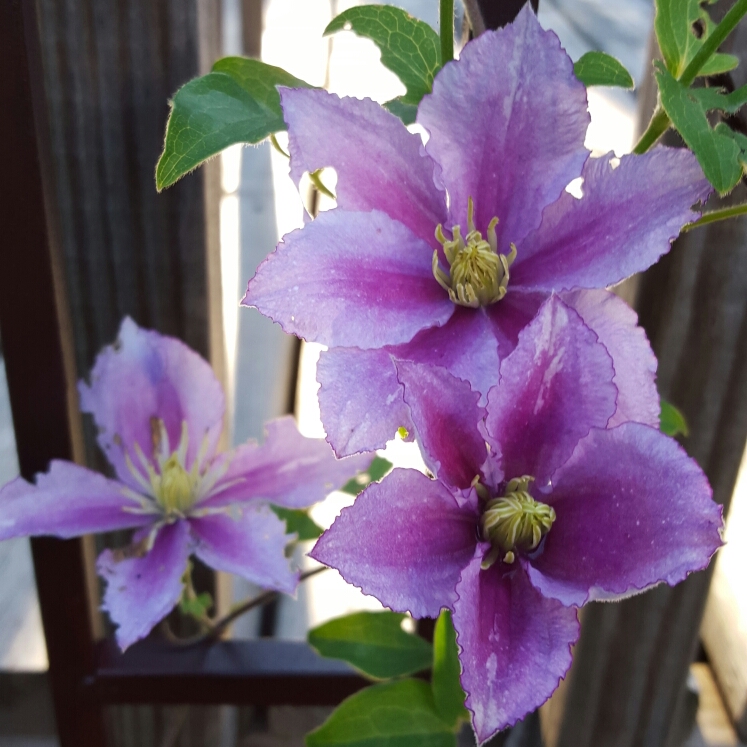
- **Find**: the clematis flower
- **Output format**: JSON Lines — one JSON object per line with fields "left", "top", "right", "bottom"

{"left": 311, "top": 296, "right": 722, "bottom": 744}
{"left": 243, "top": 6, "right": 711, "bottom": 457}
{"left": 0, "top": 318, "right": 367, "bottom": 649}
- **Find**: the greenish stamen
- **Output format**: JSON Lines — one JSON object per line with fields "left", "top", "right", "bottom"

{"left": 479, "top": 476, "right": 556, "bottom": 569}
{"left": 433, "top": 197, "right": 517, "bottom": 308}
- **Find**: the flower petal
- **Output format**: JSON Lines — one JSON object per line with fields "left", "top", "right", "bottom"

{"left": 525, "top": 423, "right": 723, "bottom": 607}
{"left": 453, "top": 555, "right": 579, "bottom": 744}
{"left": 78, "top": 318, "right": 225, "bottom": 488}
{"left": 418, "top": 6, "right": 589, "bottom": 247}
{"left": 512, "top": 148, "right": 711, "bottom": 292}
{"left": 317, "top": 347, "right": 414, "bottom": 457}
{"left": 191, "top": 506, "right": 297, "bottom": 594}
{"left": 485, "top": 290, "right": 547, "bottom": 361}
{"left": 563, "top": 289, "right": 659, "bottom": 428}
{"left": 97, "top": 521, "right": 191, "bottom": 650}
{"left": 280, "top": 87, "right": 447, "bottom": 244}
{"left": 242, "top": 210, "right": 454, "bottom": 349}
{"left": 485, "top": 296, "right": 617, "bottom": 486}
{"left": 395, "top": 360, "right": 487, "bottom": 490}
{"left": 203, "top": 416, "right": 369, "bottom": 508}
{"left": 311, "top": 468, "right": 477, "bottom": 618}
{"left": 0, "top": 461, "right": 151, "bottom": 540}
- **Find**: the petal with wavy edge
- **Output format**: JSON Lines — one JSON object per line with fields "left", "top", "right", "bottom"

{"left": 78, "top": 318, "right": 225, "bottom": 490}
{"left": 242, "top": 210, "right": 454, "bottom": 349}
{"left": 202, "top": 416, "right": 370, "bottom": 508}
{"left": 453, "top": 554, "right": 579, "bottom": 744}
{"left": 191, "top": 506, "right": 297, "bottom": 594}
{"left": 395, "top": 360, "right": 487, "bottom": 490}
{"left": 280, "top": 87, "right": 446, "bottom": 245}
{"left": 525, "top": 424, "right": 723, "bottom": 607}
{"left": 418, "top": 6, "right": 589, "bottom": 249}
{"left": 97, "top": 521, "right": 191, "bottom": 650}
{"left": 311, "top": 469, "right": 477, "bottom": 618}
{"left": 485, "top": 296, "right": 617, "bottom": 486}
{"left": 563, "top": 289, "right": 659, "bottom": 428}
{"left": 0, "top": 461, "right": 152, "bottom": 540}
{"left": 512, "top": 148, "right": 711, "bottom": 291}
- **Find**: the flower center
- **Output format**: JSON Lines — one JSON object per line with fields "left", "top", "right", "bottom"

{"left": 432, "top": 197, "right": 517, "bottom": 308}
{"left": 479, "top": 475, "right": 556, "bottom": 569}
{"left": 156, "top": 454, "right": 197, "bottom": 515}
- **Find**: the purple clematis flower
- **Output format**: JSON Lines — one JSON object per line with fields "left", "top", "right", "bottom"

{"left": 311, "top": 296, "right": 722, "bottom": 744}
{"left": 0, "top": 318, "right": 368, "bottom": 649}
{"left": 243, "top": 6, "right": 711, "bottom": 457}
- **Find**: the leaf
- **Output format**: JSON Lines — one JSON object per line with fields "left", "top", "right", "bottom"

{"left": 573, "top": 52, "right": 635, "bottom": 89}
{"left": 271, "top": 506, "right": 324, "bottom": 541}
{"left": 179, "top": 591, "right": 213, "bottom": 618}
{"left": 431, "top": 611, "right": 468, "bottom": 727}
{"left": 660, "top": 399, "right": 690, "bottom": 437}
{"left": 656, "top": 62, "right": 742, "bottom": 194}
{"left": 308, "top": 611, "right": 433, "bottom": 680}
{"left": 156, "top": 58, "right": 312, "bottom": 190}
{"left": 655, "top": 0, "right": 737, "bottom": 78}
{"left": 306, "top": 679, "right": 456, "bottom": 747}
{"left": 716, "top": 123, "right": 747, "bottom": 170}
{"left": 341, "top": 456, "right": 393, "bottom": 496}
{"left": 325, "top": 5, "right": 441, "bottom": 107}
{"left": 384, "top": 97, "right": 419, "bottom": 125}
{"left": 692, "top": 83, "right": 747, "bottom": 113}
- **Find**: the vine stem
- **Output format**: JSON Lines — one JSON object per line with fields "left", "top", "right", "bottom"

{"left": 633, "top": 0, "right": 747, "bottom": 155}
{"left": 683, "top": 202, "right": 747, "bottom": 231}
{"left": 440, "top": 0, "right": 454, "bottom": 64}
{"left": 162, "top": 566, "right": 328, "bottom": 647}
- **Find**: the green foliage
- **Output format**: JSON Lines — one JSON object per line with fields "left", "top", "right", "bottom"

{"left": 341, "top": 456, "right": 393, "bottom": 496}
{"left": 325, "top": 5, "right": 441, "bottom": 123}
{"left": 308, "top": 611, "right": 433, "bottom": 679}
{"left": 271, "top": 506, "right": 324, "bottom": 540}
{"left": 660, "top": 399, "right": 690, "bottom": 438}
{"left": 306, "top": 679, "right": 456, "bottom": 747}
{"left": 431, "top": 611, "right": 468, "bottom": 727}
{"left": 655, "top": 0, "right": 738, "bottom": 79}
{"left": 692, "top": 83, "right": 747, "bottom": 113}
{"left": 156, "top": 58, "right": 312, "bottom": 190}
{"left": 573, "top": 52, "right": 634, "bottom": 89}
{"left": 179, "top": 591, "right": 213, "bottom": 619}
{"left": 656, "top": 62, "right": 743, "bottom": 194}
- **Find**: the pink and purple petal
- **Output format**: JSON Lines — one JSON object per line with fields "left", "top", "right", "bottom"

{"left": 512, "top": 148, "right": 711, "bottom": 292}
{"left": 190, "top": 506, "right": 297, "bottom": 594}
{"left": 418, "top": 6, "right": 589, "bottom": 248}
{"left": 395, "top": 360, "right": 487, "bottom": 490}
{"left": 0, "top": 461, "right": 151, "bottom": 540}
{"left": 317, "top": 347, "right": 414, "bottom": 457}
{"left": 203, "top": 416, "right": 369, "bottom": 509}
{"left": 525, "top": 423, "right": 723, "bottom": 607}
{"left": 280, "top": 87, "right": 447, "bottom": 245}
{"left": 563, "top": 289, "right": 659, "bottom": 428}
{"left": 453, "top": 555, "right": 579, "bottom": 744}
{"left": 485, "top": 296, "right": 617, "bottom": 486}
{"left": 485, "top": 290, "right": 547, "bottom": 363}
{"left": 311, "top": 468, "right": 477, "bottom": 618}
{"left": 242, "top": 209, "right": 454, "bottom": 349}
{"left": 97, "top": 520, "right": 191, "bottom": 650}
{"left": 78, "top": 318, "right": 225, "bottom": 489}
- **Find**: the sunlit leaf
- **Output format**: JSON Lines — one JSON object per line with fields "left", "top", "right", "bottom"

{"left": 271, "top": 506, "right": 324, "bottom": 541}
{"left": 574, "top": 52, "right": 634, "bottom": 89}
{"left": 660, "top": 399, "right": 690, "bottom": 438}
{"left": 432, "top": 611, "right": 469, "bottom": 727}
{"left": 341, "top": 456, "right": 393, "bottom": 496}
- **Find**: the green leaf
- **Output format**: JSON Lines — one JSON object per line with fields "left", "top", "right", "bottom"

{"left": 306, "top": 679, "right": 456, "bottom": 747}
{"left": 573, "top": 52, "right": 634, "bottom": 89}
{"left": 692, "top": 82, "right": 747, "bottom": 113}
{"left": 432, "top": 611, "right": 468, "bottom": 727}
{"left": 716, "top": 122, "right": 747, "bottom": 170}
{"left": 660, "top": 399, "right": 690, "bottom": 437}
{"left": 271, "top": 506, "right": 323, "bottom": 541}
{"left": 655, "top": 0, "right": 737, "bottom": 78}
{"left": 325, "top": 5, "right": 441, "bottom": 107}
{"left": 156, "top": 58, "right": 312, "bottom": 190}
{"left": 656, "top": 62, "right": 742, "bottom": 194}
{"left": 341, "top": 456, "right": 393, "bottom": 496}
{"left": 179, "top": 591, "right": 213, "bottom": 618}
{"left": 308, "top": 611, "right": 433, "bottom": 680}
{"left": 384, "top": 97, "right": 419, "bottom": 125}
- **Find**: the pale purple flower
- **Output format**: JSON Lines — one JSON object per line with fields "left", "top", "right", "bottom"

{"left": 243, "top": 7, "right": 711, "bottom": 457}
{"left": 0, "top": 318, "right": 367, "bottom": 649}
{"left": 311, "top": 296, "right": 722, "bottom": 744}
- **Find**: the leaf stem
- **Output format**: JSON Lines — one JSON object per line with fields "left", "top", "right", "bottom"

{"left": 163, "top": 566, "right": 328, "bottom": 647}
{"left": 309, "top": 169, "right": 336, "bottom": 200}
{"left": 270, "top": 133, "right": 290, "bottom": 159}
{"left": 440, "top": 0, "right": 454, "bottom": 64}
{"left": 683, "top": 202, "right": 747, "bottom": 231}
{"left": 633, "top": 107, "right": 672, "bottom": 154}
